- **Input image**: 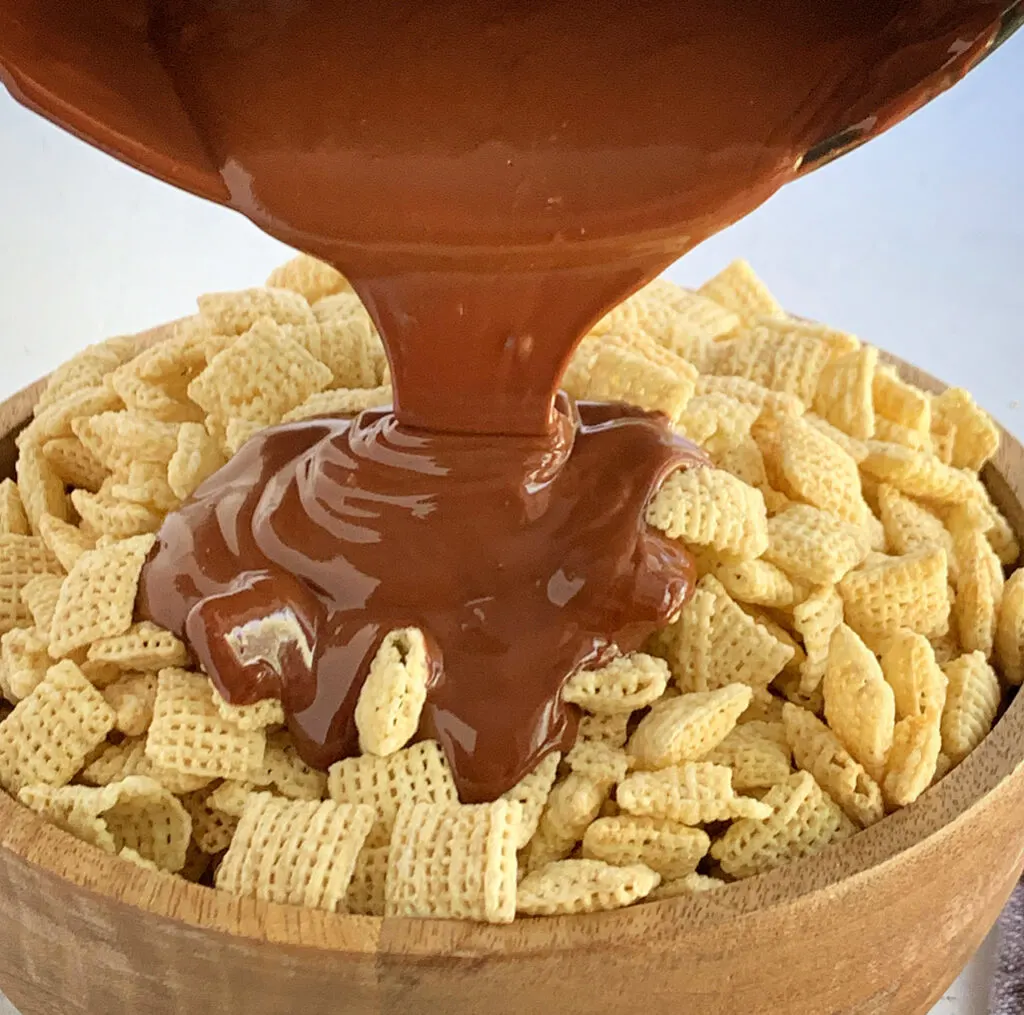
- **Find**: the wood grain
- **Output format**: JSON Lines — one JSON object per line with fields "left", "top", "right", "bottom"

{"left": 0, "top": 333, "right": 1022, "bottom": 1015}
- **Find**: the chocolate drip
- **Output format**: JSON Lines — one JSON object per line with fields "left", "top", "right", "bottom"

{"left": 138, "top": 402, "right": 706, "bottom": 800}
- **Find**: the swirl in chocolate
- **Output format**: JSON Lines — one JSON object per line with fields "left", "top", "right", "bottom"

{"left": 137, "top": 402, "right": 705, "bottom": 800}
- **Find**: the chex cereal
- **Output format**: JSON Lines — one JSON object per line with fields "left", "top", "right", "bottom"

{"left": 0, "top": 660, "right": 115, "bottom": 793}
{"left": 617, "top": 762, "right": 770, "bottom": 825}
{"left": 0, "top": 256, "right": 1018, "bottom": 922}
{"left": 355, "top": 628, "right": 431, "bottom": 756}
{"left": 822, "top": 625, "right": 895, "bottom": 782}
{"left": 145, "top": 668, "right": 266, "bottom": 780}
{"left": 328, "top": 740, "right": 457, "bottom": 848}
{"left": 386, "top": 799, "right": 521, "bottom": 923}
{"left": 563, "top": 653, "right": 669, "bottom": 713}
{"left": 216, "top": 793, "right": 374, "bottom": 912}
{"left": 501, "top": 751, "right": 560, "bottom": 848}
{"left": 47, "top": 534, "right": 155, "bottom": 657}
{"left": 582, "top": 815, "right": 710, "bottom": 880}
{"left": 626, "top": 684, "right": 751, "bottom": 770}
{"left": 710, "top": 771, "right": 855, "bottom": 877}
{"left": 520, "top": 771, "right": 610, "bottom": 872}
{"left": 517, "top": 859, "right": 660, "bottom": 916}
{"left": 20, "top": 775, "right": 191, "bottom": 872}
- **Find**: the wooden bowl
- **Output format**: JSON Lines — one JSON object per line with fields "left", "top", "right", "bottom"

{"left": 1, "top": 331, "right": 1023, "bottom": 1015}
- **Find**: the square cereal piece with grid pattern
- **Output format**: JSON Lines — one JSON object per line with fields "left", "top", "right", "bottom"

{"left": 695, "top": 374, "right": 805, "bottom": 418}
{"left": 997, "top": 570, "right": 1024, "bottom": 685}
{"left": 563, "top": 653, "right": 669, "bottom": 714}
{"left": 0, "top": 534, "right": 62, "bottom": 634}
{"left": 15, "top": 443, "right": 70, "bottom": 533}
{"left": 311, "top": 294, "right": 388, "bottom": 388}
{"left": 616, "top": 761, "right": 770, "bottom": 825}
{"left": 948, "top": 511, "right": 1004, "bottom": 659}
{"left": 710, "top": 771, "right": 855, "bottom": 878}
{"left": 940, "top": 652, "right": 1001, "bottom": 764}
{"left": 562, "top": 337, "right": 694, "bottom": 425}
{"left": 764, "top": 504, "right": 871, "bottom": 586}
{"left": 518, "top": 858, "right": 660, "bottom": 916}
{"left": 0, "top": 659, "right": 115, "bottom": 794}
{"left": 501, "top": 751, "right": 560, "bottom": 848}
{"left": 267, "top": 254, "right": 351, "bottom": 303}
{"left": 282, "top": 386, "right": 393, "bottom": 424}
{"left": 626, "top": 684, "right": 751, "bottom": 770}
{"left": 646, "top": 466, "right": 768, "bottom": 561}
{"left": 355, "top": 628, "right": 431, "bottom": 756}
{"left": 0, "top": 479, "right": 30, "bottom": 536}
{"left": 386, "top": 799, "right": 522, "bottom": 923}
{"left": 187, "top": 318, "right": 332, "bottom": 427}
{"left": 198, "top": 286, "right": 316, "bottom": 334}
{"left": 860, "top": 442, "right": 975, "bottom": 505}
{"left": 33, "top": 343, "right": 123, "bottom": 412}
{"left": 146, "top": 669, "right": 266, "bottom": 780}
{"left": 213, "top": 692, "right": 286, "bottom": 732}
{"left": 38, "top": 514, "right": 94, "bottom": 573}
{"left": 812, "top": 346, "right": 877, "bottom": 441}
{"left": 242, "top": 731, "right": 322, "bottom": 802}
{"left": 582, "top": 815, "right": 709, "bottom": 881}
{"left": 792, "top": 585, "right": 844, "bottom": 695}
{"left": 47, "top": 534, "right": 155, "bottom": 658}
{"left": 519, "top": 771, "right": 611, "bottom": 873}
{"left": 776, "top": 416, "right": 866, "bottom": 525}
{"left": 873, "top": 365, "right": 930, "bottom": 434}
{"left": 704, "top": 328, "right": 831, "bottom": 404}
{"left": 18, "top": 385, "right": 124, "bottom": 450}
{"left": 931, "top": 388, "right": 1000, "bottom": 472}
{"left": 877, "top": 485, "right": 955, "bottom": 578}
{"left": 79, "top": 736, "right": 212, "bottom": 795}
{"left": 19, "top": 774, "right": 191, "bottom": 872}
{"left": 782, "top": 703, "right": 884, "bottom": 828}
{"left": 1, "top": 626, "right": 51, "bottom": 701}
{"left": 838, "top": 547, "right": 950, "bottom": 650}
{"left": 704, "top": 721, "right": 793, "bottom": 793}
{"left": 19, "top": 574, "right": 64, "bottom": 634}
{"left": 697, "top": 260, "right": 784, "bottom": 323}
{"left": 327, "top": 740, "right": 458, "bottom": 848}
{"left": 346, "top": 844, "right": 390, "bottom": 916}
{"left": 707, "top": 557, "right": 797, "bottom": 610}
{"left": 72, "top": 411, "right": 181, "bottom": 476}
{"left": 87, "top": 621, "right": 189, "bottom": 672}
{"left": 41, "top": 437, "right": 108, "bottom": 493}
{"left": 663, "top": 576, "right": 794, "bottom": 694}
{"left": 215, "top": 793, "right": 374, "bottom": 913}
{"left": 167, "top": 422, "right": 227, "bottom": 500}
{"left": 69, "top": 489, "right": 163, "bottom": 540}
{"left": 822, "top": 625, "right": 895, "bottom": 784}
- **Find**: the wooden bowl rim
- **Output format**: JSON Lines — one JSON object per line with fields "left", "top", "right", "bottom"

{"left": 1, "top": 323, "right": 1022, "bottom": 958}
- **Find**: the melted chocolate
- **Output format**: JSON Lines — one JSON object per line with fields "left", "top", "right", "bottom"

{"left": 2, "top": 0, "right": 1018, "bottom": 797}
{"left": 137, "top": 403, "right": 705, "bottom": 800}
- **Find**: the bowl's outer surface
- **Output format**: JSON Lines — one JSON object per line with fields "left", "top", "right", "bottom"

{"left": 0, "top": 330, "right": 1023, "bottom": 1015}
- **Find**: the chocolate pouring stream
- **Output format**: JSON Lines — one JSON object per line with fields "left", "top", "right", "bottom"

{"left": 0, "top": 0, "right": 1018, "bottom": 798}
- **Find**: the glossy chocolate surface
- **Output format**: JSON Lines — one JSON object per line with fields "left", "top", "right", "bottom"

{"left": 2, "top": 0, "right": 1015, "bottom": 795}
{"left": 138, "top": 403, "right": 705, "bottom": 799}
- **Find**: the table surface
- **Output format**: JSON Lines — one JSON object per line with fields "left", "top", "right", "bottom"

{"left": 0, "top": 32, "right": 1022, "bottom": 1015}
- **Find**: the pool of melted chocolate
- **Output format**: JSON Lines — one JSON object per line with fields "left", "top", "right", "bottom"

{"left": 137, "top": 402, "right": 705, "bottom": 801}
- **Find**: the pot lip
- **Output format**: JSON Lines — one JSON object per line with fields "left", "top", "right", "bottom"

{"left": 0, "top": 322, "right": 1021, "bottom": 959}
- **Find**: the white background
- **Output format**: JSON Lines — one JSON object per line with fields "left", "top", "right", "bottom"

{"left": 0, "top": 27, "right": 1022, "bottom": 1015}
